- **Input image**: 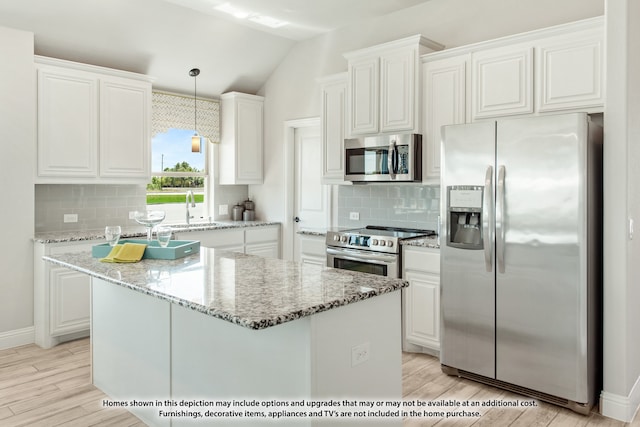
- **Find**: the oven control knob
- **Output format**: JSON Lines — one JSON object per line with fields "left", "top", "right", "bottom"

{"left": 379, "top": 240, "right": 386, "bottom": 247}
{"left": 333, "top": 235, "right": 339, "bottom": 241}
{"left": 387, "top": 240, "right": 394, "bottom": 247}
{"left": 372, "top": 239, "right": 378, "bottom": 246}
{"left": 340, "top": 236, "right": 347, "bottom": 242}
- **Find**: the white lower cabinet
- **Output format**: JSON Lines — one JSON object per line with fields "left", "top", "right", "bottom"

{"left": 402, "top": 246, "right": 440, "bottom": 355}
{"left": 175, "top": 228, "right": 245, "bottom": 253}
{"left": 245, "top": 226, "right": 280, "bottom": 258}
{"left": 174, "top": 225, "right": 280, "bottom": 258}
{"left": 34, "top": 241, "right": 94, "bottom": 348}
{"left": 297, "top": 233, "right": 327, "bottom": 266}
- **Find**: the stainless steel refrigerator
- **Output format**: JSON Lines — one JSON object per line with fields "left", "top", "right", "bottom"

{"left": 439, "top": 113, "right": 602, "bottom": 414}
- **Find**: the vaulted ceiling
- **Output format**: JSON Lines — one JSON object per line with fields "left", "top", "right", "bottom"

{"left": 0, "top": 0, "right": 431, "bottom": 97}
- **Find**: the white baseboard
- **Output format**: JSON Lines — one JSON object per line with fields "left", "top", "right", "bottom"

{"left": 601, "top": 375, "right": 640, "bottom": 422}
{"left": 0, "top": 326, "right": 35, "bottom": 350}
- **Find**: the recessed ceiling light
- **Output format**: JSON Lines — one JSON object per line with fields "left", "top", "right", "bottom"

{"left": 248, "top": 15, "right": 289, "bottom": 29}
{"left": 214, "top": 2, "right": 249, "bottom": 19}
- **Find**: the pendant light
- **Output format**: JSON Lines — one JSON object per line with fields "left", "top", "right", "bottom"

{"left": 190, "top": 68, "right": 202, "bottom": 153}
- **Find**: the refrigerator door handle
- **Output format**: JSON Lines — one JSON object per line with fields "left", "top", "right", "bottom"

{"left": 496, "top": 165, "right": 506, "bottom": 273}
{"left": 483, "top": 165, "right": 494, "bottom": 272}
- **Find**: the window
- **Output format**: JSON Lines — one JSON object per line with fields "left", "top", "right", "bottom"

{"left": 149, "top": 91, "right": 219, "bottom": 223}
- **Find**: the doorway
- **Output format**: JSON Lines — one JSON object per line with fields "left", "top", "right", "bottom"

{"left": 283, "top": 117, "right": 330, "bottom": 261}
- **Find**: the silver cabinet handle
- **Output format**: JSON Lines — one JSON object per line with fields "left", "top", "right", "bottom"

{"left": 483, "top": 166, "right": 494, "bottom": 272}
{"left": 496, "top": 165, "right": 506, "bottom": 273}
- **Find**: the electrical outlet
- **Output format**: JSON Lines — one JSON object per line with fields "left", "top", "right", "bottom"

{"left": 349, "top": 212, "right": 360, "bottom": 220}
{"left": 129, "top": 211, "right": 137, "bottom": 220}
{"left": 63, "top": 213, "right": 78, "bottom": 223}
{"left": 219, "top": 204, "right": 229, "bottom": 215}
{"left": 351, "top": 342, "right": 370, "bottom": 367}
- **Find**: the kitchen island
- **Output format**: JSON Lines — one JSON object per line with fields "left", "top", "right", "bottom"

{"left": 43, "top": 247, "right": 406, "bottom": 426}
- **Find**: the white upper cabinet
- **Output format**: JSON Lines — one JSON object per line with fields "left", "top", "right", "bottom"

{"left": 472, "top": 43, "right": 534, "bottom": 119}
{"left": 419, "top": 16, "right": 603, "bottom": 181}
{"left": 344, "top": 35, "right": 443, "bottom": 136}
{"left": 421, "top": 54, "right": 469, "bottom": 182}
{"left": 347, "top": 56, "right": 379, "bottom": 135}
{"left": 380, "top": 48, "right": 419, "bottom": 132}
{"left": 99, "top": 77, "right": 151, "bottom": 178}
{"left": 318, "top": 73, "right": 348, "bottom": 184}
{"left": 36, "top": 56, "right": 152, "bottom": 184}
{"left": 37, "top": 66, "right": 99, "bottom": 178}
{"left": 219, "top": 92, "right": 264, "bottom": 185}
{"left": 536, "top": 26, "right": 604, "bottom": 112}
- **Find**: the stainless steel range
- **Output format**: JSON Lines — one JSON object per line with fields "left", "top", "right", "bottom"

{"left": 326, "top": 226, "right": 436, "bottom": 278}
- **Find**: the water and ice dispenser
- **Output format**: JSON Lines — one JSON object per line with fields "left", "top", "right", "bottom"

{"left": 447, "top": 186, "right": 484, "bottom": 250}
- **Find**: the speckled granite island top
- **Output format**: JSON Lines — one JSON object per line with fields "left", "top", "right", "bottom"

{"left": 43, "top": 248, "right": 408, "bottom": 330}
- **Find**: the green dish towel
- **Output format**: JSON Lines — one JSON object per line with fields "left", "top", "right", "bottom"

{"left": 100, "top": 243, "right": 147, "bottom": 263}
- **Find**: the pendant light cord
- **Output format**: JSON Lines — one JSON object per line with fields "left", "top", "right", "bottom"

{"left": 189, "top": 68, "right": 200, "bottom": 134}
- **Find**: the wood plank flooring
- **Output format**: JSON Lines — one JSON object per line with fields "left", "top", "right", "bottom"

{"left": 0, "top": 338, "right": 637, "bottom": 426}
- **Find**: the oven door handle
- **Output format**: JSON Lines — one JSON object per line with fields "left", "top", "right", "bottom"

{"left": 326, "top": 247, "right": 397, "bottom": 265}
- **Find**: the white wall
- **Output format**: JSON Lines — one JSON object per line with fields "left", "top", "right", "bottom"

{"left": 0, "top": 26, "right": 35, "bottom": 346}
{"left": 601, "top": 0, "right": 640, "bottom": 421}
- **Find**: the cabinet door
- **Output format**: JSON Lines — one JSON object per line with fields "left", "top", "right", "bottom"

{"left": 300, "top": 255, "right": 326, "bottom": 267}
{"left": 348, "top": 56, "right": 379, "bottom": 135}
{"left": 380, "top": 47, "right": 417, "bottom": 132}
{"left": 235, "top": 98, "right": 263, "bottom": 183}
{"left": 537, "top": 30, "right": 603, "bottom": 112}
{"left": 320, "top": 74, "right": 347, "bottom": 183}
{"left": 37, "top": 66, "right": 98, "bottom": 177}
{"left": 100, "top": 77, "right": 151, "bottom": 179}
{"left": 220, "top": 93, "right": 264, "bottom": 185}
{"left": 298, "top": 234, "right": 326, "bottom": 266}
{"left": 422, "top": 54, "right": 468, "bottom": 182}
{"left": 49, "top": 266, "right": 90, "bottom": 336}
{"left": 245, "top": 242, "right": 279, "bottom": 259}
{"left": 404, "top": 270, "right": 440, "bottom": 350}
{"left": 472, "top": 44, "right": 533, "bottom": 119}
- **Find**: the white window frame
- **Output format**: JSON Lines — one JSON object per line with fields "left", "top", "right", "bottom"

{"left": 150, "top": 91, "right": 219, "bottom": 221}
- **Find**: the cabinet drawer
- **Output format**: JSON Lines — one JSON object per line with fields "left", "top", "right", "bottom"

{"left": 403, "top": 248, "right": 440, "bottom": 273}
{"left": 245, "top": 226, "right": 279, "bottom": 244}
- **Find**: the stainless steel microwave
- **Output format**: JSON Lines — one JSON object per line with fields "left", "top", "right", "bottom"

{"left": 344, "top": 134, "right": 422, "bottom": 182}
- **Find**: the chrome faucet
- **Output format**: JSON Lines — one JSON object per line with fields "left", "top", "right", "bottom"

{"left": 186, "top": 190, "right": 196, "bottom": 224}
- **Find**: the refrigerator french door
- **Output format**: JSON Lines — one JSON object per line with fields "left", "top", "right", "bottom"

{"left": 440, "top": 113, "right": 602, "bottom": 413}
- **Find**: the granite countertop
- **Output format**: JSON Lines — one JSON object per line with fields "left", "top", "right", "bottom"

{"left": 402, "top": 235, "right": 440, "bottom": 249}
{"left": 296, "top": 229, "right": 327, "bottom": 237}
{"left": 43, "top": 247, "right": 408, "bottom": 330}
{"left": 34, "top": 220, "right": 280, "bottom": 244}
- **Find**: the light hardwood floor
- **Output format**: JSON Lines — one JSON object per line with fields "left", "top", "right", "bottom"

{"left": 0, "top": 338, "right": 637, "bottom": 426}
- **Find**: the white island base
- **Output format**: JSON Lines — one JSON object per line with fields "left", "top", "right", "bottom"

{"left": 91, "top": 278, "right": 403, "bottom": 426}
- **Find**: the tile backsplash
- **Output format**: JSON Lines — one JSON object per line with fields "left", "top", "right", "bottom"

{"left": 337, "top": 184, "right": 440, "bottom": 231}
{"left": 35, "top": 184, "right": 147, "bottom": 232}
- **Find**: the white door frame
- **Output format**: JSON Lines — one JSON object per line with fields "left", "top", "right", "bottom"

{"left": 283, "top": 116, "right": 322, "bottom": 261}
